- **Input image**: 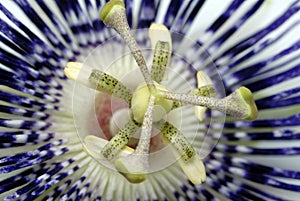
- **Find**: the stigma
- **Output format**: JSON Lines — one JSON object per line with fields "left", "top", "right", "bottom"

{"left": 64, "top": 0, "right": 258, "bottom": 185}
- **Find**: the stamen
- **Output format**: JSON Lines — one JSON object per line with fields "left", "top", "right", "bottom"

{"left": 114, "top": 95, "right": 155, "bottom": 183}
{"left": 101, "top": 119, "right": 140, "bottom": 161}
{"left": 149, "top": 24, "right": 172, "bottom": 83}
{"left": 64, "top": 62, "right": 132, "bottom": 105}
{"left": 84, "top": 135, "right": 134, "bottom": 160}
{"left": 150, "top": 41, "right": 170, "bottom": 83}
{"left": 192, "top": 85, "right": 216, "bottom": 97}
{"left": 64, "top": 62, "right": 83, "bottom": 81}
{"left": 161, "top": 122, "right": 195, "bottom": 162}
{"left": 100, "top": 0, "right": 155, "bottom": 90}
{"left": 159, "top": 87, "right": 258, "bottom": 121}
{"left": 160, "top": 122, "right": 206, "bottom": 184}
{"left": 89, "top": 69, "right": 132, "bottom": 105}
{"left": 194, "top": 71, "right": 216, "bottom": 121}
{"left": 148, "top": 23, "right": 172, "bottom": 51}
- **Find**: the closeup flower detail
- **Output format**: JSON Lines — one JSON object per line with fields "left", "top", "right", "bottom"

{"left": 1, "top": 0, "right": 300, "bottom": 201}
{"left": 64, "top": 0, "right": 258, "bottom": 185}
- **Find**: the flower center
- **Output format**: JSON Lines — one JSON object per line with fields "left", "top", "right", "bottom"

{"left": 131, "top": 82, "right": 173, "bottom": 123}
{"left": 64, "top": 0, "right": 258, "bottom": 185}
{"left": 95, "top": 90, "right": 166, "bottom": 152}
{"left": 95, "top": 92, "right": 128, "bottom": 139}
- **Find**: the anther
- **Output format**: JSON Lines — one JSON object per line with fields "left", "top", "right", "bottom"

{"left": 84, "top": 135, "right": 134, "bottom": 160}
{"left": 64, "top": 62, "right": 132, "bottom": 105}
{"left": 193, "top": 71, "right": 216, "bottom": 121}
{"left": 149, "top": 24, "right": 172, "bottom": 83}
{"left": 150, "top": 41, "right": 170, "bottom": 83}
{"left": 160, "top": 122, "right": 206, "bottom": 184}
{"left": 101, "top": 119, "right": 140, "bottom": 160}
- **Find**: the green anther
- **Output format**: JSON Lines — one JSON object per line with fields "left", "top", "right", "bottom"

{"left": 193, "top": 71, "right": 216, "bottom": 121}
{"left": 151, "top": 41, "right": 170, "bottom": 83}
{"left": 100, "top": 0, "right": 125, "bottom": 23}
{"left": 192, "top": 85, "right": 216, "bottom": 97}
{"left": 161, "top": 122, "right": 196, "bottom": 162}
{"left": 171, "top": 101, "right": 181, "bottom": 110}
{"left": 101, "top": 119, "right": 140, "bottom": 160}
{"left": 89, "top": 69, "right": 132, "bottom": 105}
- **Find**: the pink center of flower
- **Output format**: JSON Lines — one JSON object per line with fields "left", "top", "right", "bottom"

{"left": 95, "top": 93, "right": 164, "bottom": 152}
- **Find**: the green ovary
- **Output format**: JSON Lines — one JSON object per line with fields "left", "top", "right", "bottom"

{"left": 131, "top": 83, "right": 173, "bottom": 123}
